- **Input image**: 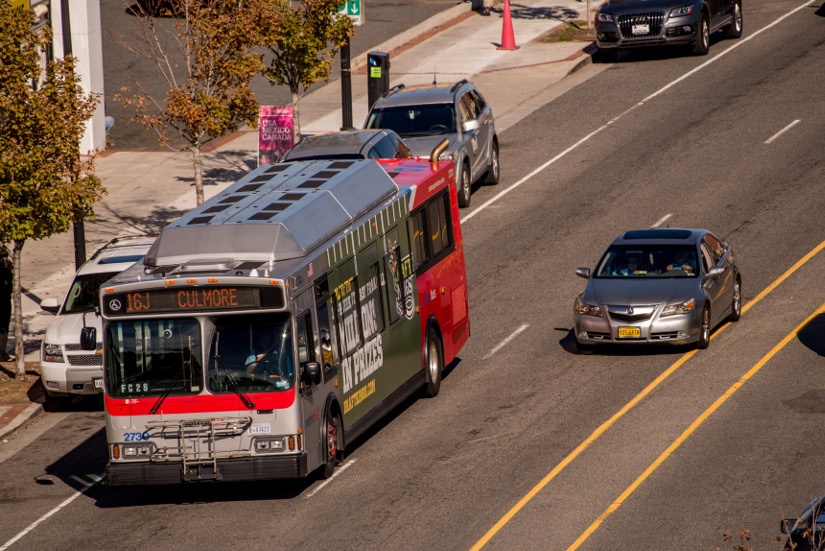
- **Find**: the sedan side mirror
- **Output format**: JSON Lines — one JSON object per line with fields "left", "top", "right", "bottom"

{"left": 706, "top": 267, "right": 725, "bottom": 278}
{"left": 462, "top": 119, "right": 480, "bottom": 133}
{"left": 780, "top": 518, "right": 798, "bottom": 535}
{"left": 575, "top": 267, "right": 591, "bottom": 279}
{"left": 40, "top": 297, "right": 60, "bottom": 313}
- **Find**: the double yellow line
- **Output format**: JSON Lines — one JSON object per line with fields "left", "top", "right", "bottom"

{"left": 471, "top": 239, "right": 825, "bottom": 551}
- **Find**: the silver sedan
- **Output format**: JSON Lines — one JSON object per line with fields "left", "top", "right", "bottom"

{"left": 573, "top": 228, "right": 742, "bottom": 350}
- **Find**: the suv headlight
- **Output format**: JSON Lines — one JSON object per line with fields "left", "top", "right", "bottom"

{"left": 661, "top": 298, "right": 695, "bottom": 317}
{"left": 669, "top": 5, "right": 694, "bottom": 16}
{"left": 576, "top": 296, "right": 602, "bottom": 317}
{"left": 596, "top": 12, "right": 613, "bottom": 22}
{"left": 43, "top": 343, "right": 65, "bottom": 363}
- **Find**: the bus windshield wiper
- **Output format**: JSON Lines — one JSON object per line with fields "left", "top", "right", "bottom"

{"left": 216, "top": 355, "right": 255, "bottom": 409}
{"left": 149, "top": 367, "right": 184, "bottom": 415}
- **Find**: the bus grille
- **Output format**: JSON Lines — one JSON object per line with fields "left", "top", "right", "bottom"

{"left": 145, "top": 417, "right": 253, "bottom": 474}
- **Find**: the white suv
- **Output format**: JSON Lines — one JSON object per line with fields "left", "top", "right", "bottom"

{"left": 39, "top": 235, "right": 155, "bottom": 409}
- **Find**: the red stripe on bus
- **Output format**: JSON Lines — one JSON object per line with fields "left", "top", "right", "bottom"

{"left": 104, "top": 389, "right": 296, "bottom": 416}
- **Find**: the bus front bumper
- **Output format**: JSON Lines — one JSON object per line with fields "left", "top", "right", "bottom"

{"left": 106, "top": 453, "right": 309, "bottom": 486}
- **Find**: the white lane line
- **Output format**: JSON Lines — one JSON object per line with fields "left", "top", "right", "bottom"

{"left": 460, "top": 0, "right": 817, "bottom": 226}
{"left": 305, "top": 459, "right": 356, "bottom": 498}
{"left": 765, "top": 119, "right": 801, "bottom": 144}
{"left": 482, "top": 324, "right": 530, "bottom": 360}
{"left": 0, "top": 474, "right": 102, "bottom": 551}
{"left": 651, "top": 214, "right": 673, "bottom": 228}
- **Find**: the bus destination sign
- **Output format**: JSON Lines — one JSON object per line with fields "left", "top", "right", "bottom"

{"left": 103, "top": 286, "right": 285, "bottom": 316}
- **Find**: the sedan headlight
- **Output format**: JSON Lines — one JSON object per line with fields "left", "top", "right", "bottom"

{"left": 669, "top": 5, "right": 695, "bottom": 16}
{"left": 596, "top": 11, "right": 613, "bottom": 22}
{"left": 42, "top": 343, "right": 64, "bottom": 363}
{"left": 661, "top": 298, "right": 695, "bottom": 317}
{"left": 576, "top": 296, "right": 602, "bottom": 317}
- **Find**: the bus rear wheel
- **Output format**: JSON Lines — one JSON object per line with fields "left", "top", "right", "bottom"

{"left": 321, "top": 409, "right": 341, "bottom": 479}
{"left": 424, "top": 327, "right": 443, "bottom": 397}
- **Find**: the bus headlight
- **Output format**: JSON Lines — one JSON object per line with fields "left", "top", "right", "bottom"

{"left": 121, "top": 443, "right": 152, "bottom": 459}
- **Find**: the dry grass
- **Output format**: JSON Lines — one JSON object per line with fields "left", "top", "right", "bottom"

{"left": 0, "top": 364, "right": 44, "bottom": 405}
{"left": 539, "top": 20, "right": 597, "bottom": 43}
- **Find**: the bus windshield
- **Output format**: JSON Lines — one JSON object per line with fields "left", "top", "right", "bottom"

{"left": 207, "top": 314, "right": 295, "bottom": 394}
{"left": 105, "top": 318, "right": 204, "bottom": 398}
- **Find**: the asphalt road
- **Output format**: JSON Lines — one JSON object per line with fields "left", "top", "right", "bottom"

{"left": 101, "top": 0, "right": 461, "bottom": 151}
{"left": 4, "top": 1, "right": 825, "bottom": 550}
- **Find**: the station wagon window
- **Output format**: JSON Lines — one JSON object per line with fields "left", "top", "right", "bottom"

{"left": 469, "top": 89, "right": 487, "bottom": 113}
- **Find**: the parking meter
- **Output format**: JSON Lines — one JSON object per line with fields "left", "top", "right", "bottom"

{"left": 367, "top": 51, "right": 390, "bottom": 110}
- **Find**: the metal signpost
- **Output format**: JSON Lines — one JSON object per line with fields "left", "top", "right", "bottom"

{"left": 338, "top": 0, "right": 362, "bottom": 130}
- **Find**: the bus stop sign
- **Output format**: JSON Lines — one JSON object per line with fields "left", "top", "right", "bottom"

{"left": 337, "top": 0, "right": 363, "bottom": 26}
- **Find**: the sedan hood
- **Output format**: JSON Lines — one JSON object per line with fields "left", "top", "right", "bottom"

{"left": 43, "top": 311, "right": 103, "bottom": 345}
{"left": 585, "top": 277, "right": 699, "bottom": 306}
{"left": 402, "top": 135, "right": 459, "bottom": 159}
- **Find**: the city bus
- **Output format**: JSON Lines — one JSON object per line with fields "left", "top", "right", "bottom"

{"left": 99, "top": 157, "right": 469, "bottom": 485}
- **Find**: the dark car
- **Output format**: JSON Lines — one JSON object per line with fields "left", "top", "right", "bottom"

{"left": 781, "top": 495, "right": 825, "bottom": 550}
{"left": 573, "top": 228, "right": 741, "bottom": 350}
{"left": 594, "top": 0, "right": 743, "bottom": 60}
{"left": 364, "top": 79, "right": 499, "bottom": 208}
{"left": 282, "top": 129, "right": 412, "bottom": 162}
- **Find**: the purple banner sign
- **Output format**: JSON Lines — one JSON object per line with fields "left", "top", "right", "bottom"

{"left": 258, "top": 106, "right": 294, "bottom": 165}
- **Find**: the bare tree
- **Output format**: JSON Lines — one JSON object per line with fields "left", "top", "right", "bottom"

{"left": 0, "top": 3, "right": 104, "bottom": 377}
{"left": 115, "top": 0, "right": 265, "bottom": 205}
{"left": 259, "top": 0, "right": 355, "bottom": 143}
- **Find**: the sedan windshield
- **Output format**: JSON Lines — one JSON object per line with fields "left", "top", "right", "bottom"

{"left": 365, "top": 104, "right": 456, "bottom": 137}
{"left": 63, "top": 272, "right": 119, "bottom": 314}
{"left": 595, "top": 245, "right": 699, "bottom": 278}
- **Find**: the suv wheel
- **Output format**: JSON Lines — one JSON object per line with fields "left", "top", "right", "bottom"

{"left": 724, "top": 0, "right": 742, "bottom": 39}
{"left": 457, "top": 161, "right": 471, "bottom": 208}
{"left": 691, "top": 12, "right": 710, "bottom": 55}
{"left": 483, "top": 140, "right": 500, "bottom": 185}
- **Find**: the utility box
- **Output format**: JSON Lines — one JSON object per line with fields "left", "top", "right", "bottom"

{"left": 367, "top": 51, "right": 390, "bottom": 110}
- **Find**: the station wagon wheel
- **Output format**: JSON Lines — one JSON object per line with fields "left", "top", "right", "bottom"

{"left": 724, "top": 0, "right": 743, "bottom": 39}
{"left": 424, "top": 327, "right": 443, "bottom": 397}
{"left": 484, "top": 139, "right": 500, "bottom": 185}
{"left": 457, "top": 161, "right": 471, "bottom": 208}
{"left": 729, "top": 276, "right": 742, "bottom": 322}
{"left": 321, "top": 409, "right": 341, "bottom": 479}
{"left": 691, "top": 12, "right": 710, "bottom": 55}
{"left": 697, "top": 304, "right": 711, "bottom": 349}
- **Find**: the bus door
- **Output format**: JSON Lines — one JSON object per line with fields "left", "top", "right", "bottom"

{"left": 293, "top": 287, "right": 329, "bottom": 470}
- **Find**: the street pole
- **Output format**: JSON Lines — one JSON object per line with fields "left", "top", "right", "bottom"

{"left": 340, "top": 36, "right": 353, "bottom": 130}
{"left": 59, "top": 0, "right": 87, "bottom": 270}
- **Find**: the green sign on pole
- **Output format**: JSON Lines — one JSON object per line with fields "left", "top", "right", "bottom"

{"left": 337, "top": 0, "right": 363, "bottom": 26}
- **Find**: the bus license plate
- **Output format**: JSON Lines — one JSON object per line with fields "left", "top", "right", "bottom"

{"left": 618, "top": 327, "right": 641, "bottom": 339}
{"left": 93, "top": 377, "right": 104, "bottom": 389}
{"left": 632, "top": 24, "right": 649, "bottom": 35}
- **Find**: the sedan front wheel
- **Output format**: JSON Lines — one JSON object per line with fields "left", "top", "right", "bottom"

{"left": 696, "top": 305, "right": 711, "bottom": 349}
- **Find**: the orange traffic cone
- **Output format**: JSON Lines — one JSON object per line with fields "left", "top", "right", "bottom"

{"left": 497, "top": 0, "right": 519, "bottom": 50}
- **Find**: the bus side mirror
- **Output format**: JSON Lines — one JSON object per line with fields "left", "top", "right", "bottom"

{"left": 301, "top": 362, "right": 321, "bottom": 386}
{"left": 80, "top": 327, "right": 97, "bottom": 351}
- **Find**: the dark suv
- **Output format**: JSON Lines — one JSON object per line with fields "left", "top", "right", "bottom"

{"left": 364, "top": 79, "right": 499, "bottom": 208}
{"left": 594, "top": 0, "right": 742, "bottom": 60}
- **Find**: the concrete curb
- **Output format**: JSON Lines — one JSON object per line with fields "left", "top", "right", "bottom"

{"left": 0, "top": 402, "right": 44, "bottom": 442}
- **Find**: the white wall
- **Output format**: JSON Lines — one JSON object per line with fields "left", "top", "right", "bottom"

{"left": 50, "top": 0, "right": 106, "bottom": 154}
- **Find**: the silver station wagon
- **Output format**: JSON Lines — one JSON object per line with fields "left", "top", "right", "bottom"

{"left": 573, "top": 228, "right": 742, "bottom": 350}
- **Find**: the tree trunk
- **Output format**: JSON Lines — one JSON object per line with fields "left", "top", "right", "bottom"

{"left": 192, "top": 145, "right": 204, "bottom": 206}
{"left": 12, "top": 240, "right": 26, "bottom": 380}
{"left": 291, "top": 90, "right": 301, "bottom": 145}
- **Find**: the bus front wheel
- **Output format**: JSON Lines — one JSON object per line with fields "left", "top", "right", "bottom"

{"left": 321, "top": 409, "right": 341, "bottom": 479}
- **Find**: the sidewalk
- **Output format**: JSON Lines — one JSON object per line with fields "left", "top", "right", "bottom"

{"left": 1, "top": 0, "right": 596, "bottom": 441}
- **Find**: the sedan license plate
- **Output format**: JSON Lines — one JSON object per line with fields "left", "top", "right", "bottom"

{"left": 632, "top": 24, "right": 649, "bottom": 35}
{"left": 618, "top": 326, "right": 641, "bottom": 339}
{"left": 93, "top": 377, "right": 104, "bottom": 389}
